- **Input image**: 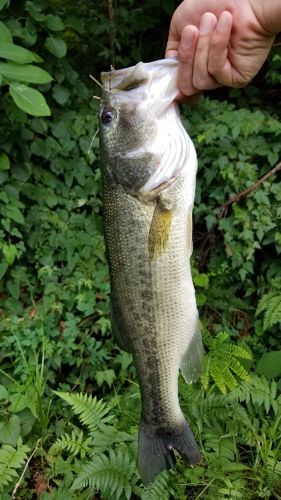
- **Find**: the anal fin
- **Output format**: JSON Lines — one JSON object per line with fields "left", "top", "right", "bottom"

{"left": 180, "top": 322, "right": 203, "bottom": 384}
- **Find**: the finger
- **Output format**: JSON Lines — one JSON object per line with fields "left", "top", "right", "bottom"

{"left": 165, "top": 41, "right": 179, "bottom": 59}
{"left": 177, "top": 92, "right": 202, "bottom": 104}
{"left": 192, "top": 12, "right": 219, "bottom": 91}
{"left": 177, "top": 25, "right": 199, "bottom": 96}
{"left": 208, "top": 11, "right": 233, "bottom": 86}
{"left": 165, "top": 23, "right": 180, "bottom": 59}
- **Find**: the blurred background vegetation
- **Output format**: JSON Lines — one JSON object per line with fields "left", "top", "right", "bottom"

{"left": 0, "top": 0, "right": 280, "bottom": 498}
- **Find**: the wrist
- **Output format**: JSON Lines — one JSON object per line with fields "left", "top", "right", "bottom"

{"left": 250, "top": 0, "right": 281, "bottom": 35}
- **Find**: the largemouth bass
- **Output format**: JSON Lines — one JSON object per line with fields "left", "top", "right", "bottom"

{"left": 99, "top": 58, "right": 203, "bottom": 485}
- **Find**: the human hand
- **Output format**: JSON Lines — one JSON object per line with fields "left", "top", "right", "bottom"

{"left": 165, "top": 0, "right": 277, "bottom": 99}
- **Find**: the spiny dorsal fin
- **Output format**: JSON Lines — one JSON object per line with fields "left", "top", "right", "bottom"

{"left": 148, "top": 203, "right": 173, "bottom": 259}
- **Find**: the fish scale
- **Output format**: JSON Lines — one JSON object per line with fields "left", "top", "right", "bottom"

{"left": 100, "top": 58, "right": 203, "bottom": 485}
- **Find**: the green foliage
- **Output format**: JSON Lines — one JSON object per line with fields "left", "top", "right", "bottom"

{"left": 49, "top": 429, "right": 92, "bottom": 459}
{"left": 257, "top": 351, "right": 281, "bottom": 380}
{"left": 256, "top": 280, "right": 281, "bottom": 331}
{"left": 0, "top": 438, "right": 29, "bottom": 492}
{"left": 231, "top": 375, "right": 280, "bottom": 415}
{"left": 54, "top": 392, "right": 115, "bottom": 433}
{"left": 201, "top": 331, "right": 252, "bottom": 393}
{"left": 0, "top": 0, "right": 280, "bottom": 498}
{"left": 72, "top": 448, "right": 136, "bottom": 499}
{"left": 0, "top": 16, "right": 52, "bottom": 115}
{"left": 46, "top": 369, "right": 281, "bottom": 499}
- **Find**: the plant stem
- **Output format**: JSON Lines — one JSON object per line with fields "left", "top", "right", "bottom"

{"left": 220, "top": 160, "right": 281, "bottom": 217}
{"left": 12, "top": 440, "right": 41, "bottom": 499}
{"left": 108, "top": 0, "right": 115, "bottom": 67}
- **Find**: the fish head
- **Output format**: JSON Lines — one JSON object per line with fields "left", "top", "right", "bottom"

{"left": 99, "top": 59, "right": 191, "bottom": 197}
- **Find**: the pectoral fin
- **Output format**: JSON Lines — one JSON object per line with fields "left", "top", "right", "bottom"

{"left": 148, "top": 203, "right": 173, "bottom": 259}
{"left": 180, "top": 322, "right": 203, "bottom": 383}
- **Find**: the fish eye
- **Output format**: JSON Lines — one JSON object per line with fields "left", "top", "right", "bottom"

{"left": 101, "top": 107, "right": 116, "bottom": 124}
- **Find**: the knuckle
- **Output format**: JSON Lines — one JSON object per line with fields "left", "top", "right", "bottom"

{"left": 179, "top": 82, "right": 196, "bottom": 97}
{"left": 178, "top": 45, "right": 192, "bottom": 60}
{"left": 193, "top": 78, "right": 207, "bottom": 91}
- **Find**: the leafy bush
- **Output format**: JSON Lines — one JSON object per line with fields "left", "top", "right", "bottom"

{"left": 0, "top": 0, "right": 280, "bottom": 498}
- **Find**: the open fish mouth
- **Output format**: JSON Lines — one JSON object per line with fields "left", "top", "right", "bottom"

{"left": 101, "top": 58, "right": 194, "bottom": 199}
{"left": 101, "top": 58, "right": 179, "bottom": 109}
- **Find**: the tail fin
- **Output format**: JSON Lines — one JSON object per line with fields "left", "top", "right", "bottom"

{"left": 138, "top": 417, "right": 201, "bottom": 485}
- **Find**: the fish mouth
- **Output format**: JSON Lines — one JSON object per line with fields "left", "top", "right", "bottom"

{"left": 100, "top": 59, "right": 179, "bottom": 116}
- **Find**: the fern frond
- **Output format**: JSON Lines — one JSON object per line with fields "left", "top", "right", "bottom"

{"left": 202, "top": 332, "right": 252, "bottom": 393}
{"left": 49, "top": 429, "right": 92, "bottom": 459}
{"left": 256, "top": 291, "right": 281, "bottom": 331}
{"left": 91, "top": 424, "right": 135, "bottom": 452}
{"left": 200, "top": 356, "right": 210, "bottom": 390}
{"left": 231, "top": 376, "right": 279, "bottom": 414}
{"left": 220, "top": 363, "right": 239, "bottom": 391}
{"left": 210, "top": 362, "right": 227, "bottom": 394}
{"left": 140, "top": 471, "right": 170, "bottom": 500}
{"left": 230, "top": 345, "right": 252, "bottom": 360}
{"left": 229, "top": 358, "right": 250, "bottom": 382}
{"left": 0, "top": 439, "right": 30, "bottom": 491}
{"left": 71, "top": 447, "right": 136, "bottom": 499}
{"left": 54, "top": 391, "right": 114, "bottom": 434}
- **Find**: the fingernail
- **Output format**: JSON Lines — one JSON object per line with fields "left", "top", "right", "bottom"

{"left": 217, "top": 11, "right": 232, "bottom": 33}
{"left": 182, "top": 27, "right": 195, "bottom": 48}
{"left": 199, "top": 12, "right": 216, "bottom": 35}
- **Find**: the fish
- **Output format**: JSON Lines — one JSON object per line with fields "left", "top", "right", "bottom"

{"left": 99, "top": 58, "right": 203, "bottom": 485}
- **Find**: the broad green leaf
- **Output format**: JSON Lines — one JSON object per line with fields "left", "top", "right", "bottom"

{"left": 193, "top": 273, "right": 209, "bottom": 288}
{"left": 45, "top": 14, "right": 65, "bottom": 31}
{"left": 0, "top": 385, "right": 8, "bottom": 401}
{"left": 9, "top": 394, "right": 29, "bottom": 413}
{"left": 0, "top": 415, "right": 21, "bottom": 446}
{"left": 0, "top": 261, "right": 8, "bottom": 278}
{"left": 0, "top": 152, "right": 10, "bottom": 170}
{"left": 65, "top": 16, "right": 85, "bottom": 34}
{"left": 7, "top": 279, "right": 20, "bottom": 299}
{"left": 18, "top": 409, "right": 36, "bottom": 437}
{"left": 0, "top": 63, "right": 52, "bottom": 83}
{"left": 96, "top": 369, "right": 116, "bottom": 388}
{"left": 0, "top": 0, "right": 7, "bottom": 11}
{"left": 0, "top": 21, "right": 12, "bottom": 43}
{"left": 52, "top": 84, "right": 70, "bottom": 105}
{"left": 9, "top": 83, "right": 51, "bottom": 116}
{"left": 257, "top": 351, "right": 281, "bottom": 379}
{"left": 0, "top": 42, "right": 36, "bottom": 63}
{"left": 45, "top": 36, "right": 67, "bottom": 58}
{"left": 6, "top": 204, "right": 25, "bottom": 224}
{"left": 2, "top": 243, "right": 17, "bottom": 265}
{"left": 26, "top": 2, "right": 46, "bottom": 22}
{"left": 31, "top": 52, "right": 43, "bottom": 63}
